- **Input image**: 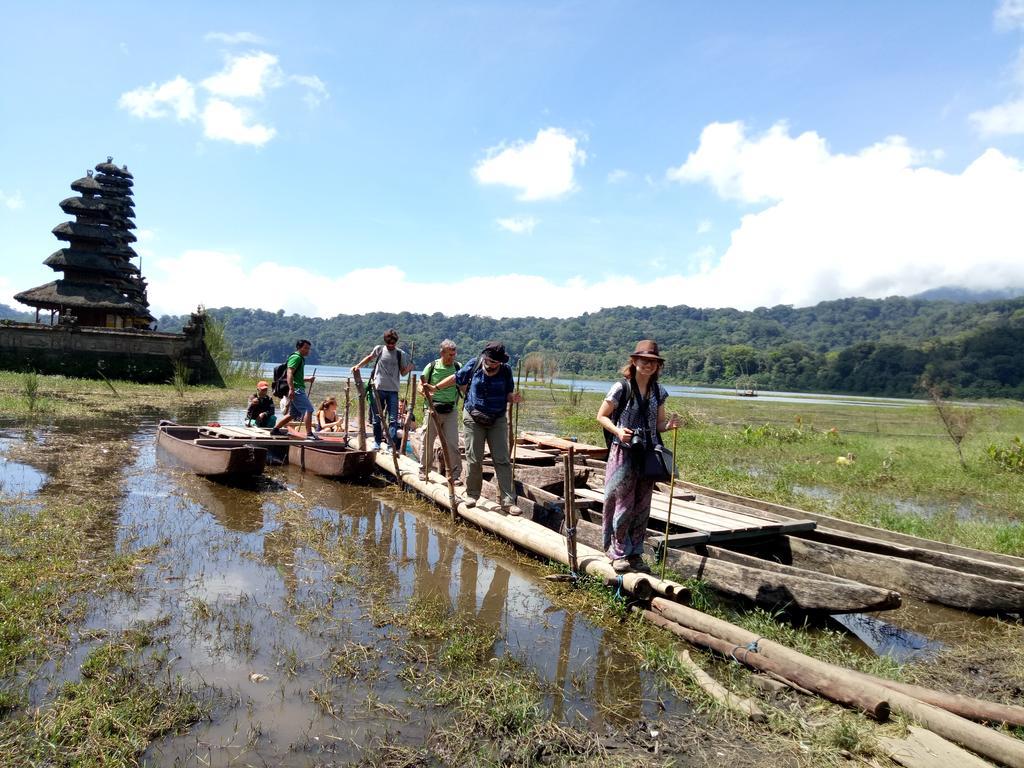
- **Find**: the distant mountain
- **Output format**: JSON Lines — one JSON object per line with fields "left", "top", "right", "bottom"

{"left": 159, "top": 293, "right": 1024, "bottom": 398}
{"left": 911, "top": 286, "right": 1024, "bottom": 303}
{"left": 0, "top": 303, "right": 33, "bottom": 322}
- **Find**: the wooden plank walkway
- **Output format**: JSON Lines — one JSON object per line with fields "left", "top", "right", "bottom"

{"left": 574, "top": 487, "right": 815, "bottom": 546}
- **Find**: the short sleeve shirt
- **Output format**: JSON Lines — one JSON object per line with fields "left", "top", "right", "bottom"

{"left": 371, "top": 345, "right": 405, "bottom": 392}
{"left": 455, "top": 358, "right": 514, "bottom": 416}
{"left": 287, "top": 351, "right": 306, "bottom": 392}
{"left": 604, "top": 380, "right": 668, "bottom": 440}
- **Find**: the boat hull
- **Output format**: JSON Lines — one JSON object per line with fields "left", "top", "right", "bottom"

{"left": 288, "top": 442, "right": 377, "bottom": 478}
{"left": 156, "top": 425, "right": 267, "bottom": 478}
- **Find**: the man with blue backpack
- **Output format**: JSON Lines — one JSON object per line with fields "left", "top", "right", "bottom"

{"left": 270, "top": 339, "right": 319, "bottom": 439}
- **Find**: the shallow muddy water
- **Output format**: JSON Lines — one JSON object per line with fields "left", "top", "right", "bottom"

{"left": 54, "top": 409, "right": 685, "bottom": 765}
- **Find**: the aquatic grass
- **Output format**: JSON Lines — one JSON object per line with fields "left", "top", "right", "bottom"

{"left": 20, "top": 370, "right": 40, "bottom": 413}
{"left": 0, "top": 629, "right": 208, "bottom": 768}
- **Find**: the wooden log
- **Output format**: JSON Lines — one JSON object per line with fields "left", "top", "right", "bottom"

{"left": 400, "top": 374, "right": 417, "bottom": 456}
{"left": 650, "top": 596, "right": 1024, "bottom": 768}
{"left": 374, "top": 452, "right": 690, "bottom": 602}
{"left": 563, "top": 448, "right": 578, "bottom": 574}
{"left": 850, "top": 672, "right": 1024, "bottom": 728}
{"left": 573, "top": 518, "right": 900, "bottom": 614}
{"left": 639, "top": 608, "right": 891, "bottom": 721}
{"left": 677, "top": 649, "right": 766, "bottom": 722}
{"left": 778, "top": 536, "right": 1024, "bottom": 613}
{"left": 343, "top": 379, "right": 351, "bottom": 443}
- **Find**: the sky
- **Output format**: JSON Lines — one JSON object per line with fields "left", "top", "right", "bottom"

{"left": 3, "top": 1, "right": 1024, "bottom": 319}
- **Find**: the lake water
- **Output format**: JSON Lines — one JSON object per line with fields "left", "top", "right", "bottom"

{"left": 253, "top": 362, "right": 922, "bottom": 409}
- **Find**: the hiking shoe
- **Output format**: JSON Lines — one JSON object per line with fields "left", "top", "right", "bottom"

{"left": 270, "top": 427, "right": 286, "bottom": 436}
{"left": 463, "top": 496, "right": 478, "bottom": 508}
{"left": 611, "top": 558, "right": 632, "bottom": 574}
{"left": 306, "top": 432, "right": 321, "bottom": 441}
{"left": 503, "top": 504, "right": 522, "bottom": 517}
{"left": 628, "top": 555, "right": 652, "bottom": 574}
{"left": 418, "top": 471, "right": 429, "bottom": 482}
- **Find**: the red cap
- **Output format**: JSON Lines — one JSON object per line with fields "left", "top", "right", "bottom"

{"left": 256, "top": 380, "right": 269, "bottom": 389}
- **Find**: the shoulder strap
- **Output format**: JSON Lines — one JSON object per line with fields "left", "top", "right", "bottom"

{"left": 424, "top": 360, "right": 435, "bottom": 384}
{"left": 612, "top": 378, "right": 633, "bottom": 425}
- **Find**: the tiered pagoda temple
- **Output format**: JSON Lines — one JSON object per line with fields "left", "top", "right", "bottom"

{"left": 3, "top": 158, "right": 221, "bottom": 384}
{"left": 16, "top": 157, "right": 155, "bottom": 328}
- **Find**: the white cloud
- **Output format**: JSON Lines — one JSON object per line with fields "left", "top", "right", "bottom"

{"left": 473, "top": 128, "right": 586, "bottom": 201}
{"left": 667, "top": 120, "right": 1024, "bottom": 308}
{"left": 201, "top": 99, "right": 276, "bottom": 146}
{"left": 696, "top": 219, "right": 712, "bottom": 234}
{"left": 290, "top": 74, "right": 329, "bottom": 108}
{"left": 0, "top": 190, "right": 24, "bottom": 210}
{"left": 996, "top": 0, "right": 1024, "bottom": 30}
{"left": 970, "top": 97, "right": 1024, "bottom": 135}
{"left": 201, "top": 52, "right": 282, "bottom": 99}
{"left": 496, "top": 216, "right": 538, "bottom": 234}
{"left": 205, "top": 31, "right": 268, "bottom": 45}
{"left": 118, "top": 76, "right": 197, "bottom": 120}
{"left": 607, "top": 169, "right": 629, "bottom": 183}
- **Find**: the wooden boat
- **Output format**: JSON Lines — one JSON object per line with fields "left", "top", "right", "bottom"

{"left": 156, "top": 423, "right": 267, "bottom": 478}
{"left": 287, "top": 441, "right": 376, "bottom": 479}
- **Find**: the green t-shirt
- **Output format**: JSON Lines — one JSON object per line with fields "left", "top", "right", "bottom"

{"left": 424, "top": 358, "right": 459, "bottom": 406}
{"left": 287, "top": 351, "right": 306, "bottom": 391}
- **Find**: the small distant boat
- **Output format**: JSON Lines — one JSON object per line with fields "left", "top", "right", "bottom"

{"left": 156, "top": 422, "right": 267, "bottom": 478}
{"left": 737, "top": 389, "right": 758, "bottom": 397}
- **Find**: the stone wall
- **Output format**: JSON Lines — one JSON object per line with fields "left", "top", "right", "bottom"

{"left": 0, "top": 321, "right": 222, "bottom": 384}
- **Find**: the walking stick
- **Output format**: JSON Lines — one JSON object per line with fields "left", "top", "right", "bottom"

{"left": 400, "top": 374, "right": 417, "bottom": 456}
{"left": 511, "top": 359, "right": 523, "bottom": 474}
{"left": 307, "top": 367, "right": 318, "bottom": 397}
{"left": 352, "top": 369, "right": 367, "bottom": 450}
{"left": 659, "top": 418, "right": 681, "bottom": 582}
{"left": 343, "top": 379, "right": 351, "bottom": 442}
{"left": 423, "top": 389, "right": 459, "bottom": 522}
{"left": 563, "top": 446, "right": 579, "bottom": 578}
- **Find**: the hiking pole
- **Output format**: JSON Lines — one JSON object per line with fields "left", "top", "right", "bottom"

{"left": 307, "top": 367, "right": 318, "bottom": 397}
{"left": 659, "top": 416, "right": 681, "bottom": 582}
{"left": 511, "top": 359, "right": 523, "bottom": 475}
{"left": 563, "top": 446, "right": 579, "bottom": 578}
{"left": 423, "top": 389, "right": 459, "bottom": 523}
{"left": 343, "top": 378, "right": 351, "bottom": 443}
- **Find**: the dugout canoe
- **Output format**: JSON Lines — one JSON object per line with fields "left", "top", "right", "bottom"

{"left": 287, "top": 441, "right": 376, "bottom": 479}
{"left": 156, "top": 423, "right": 267, "bottom": 478}
{"left": 665, "top": 482, "right": 1024, "bottom": 613}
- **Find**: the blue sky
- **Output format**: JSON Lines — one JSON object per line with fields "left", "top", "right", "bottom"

{"left": 3, "top": 1, "right": 1024, "bottom": 318}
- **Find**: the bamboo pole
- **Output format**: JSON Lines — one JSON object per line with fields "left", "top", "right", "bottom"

{"left": 511, "top": 359, "right": 523, "bottom": 474}
{"left": 423, "top": 388, "right": 459, "bottom": 523}
{"left": 400, "top": 374, "right": 417, "bottom": 456}
{"left": 343, "top": 378, "right": 351, "bottom": 443}
{"left": 563, "top": 447, "right": 578, "bottom": 576}
{"left": 659, "top": 422, "right": 681, "bottom": 581}
{"left": 352, "top": 369, "right": 367, "bottom": 450}
{"left": 677, "top": 649, "right": 766, "bottom": 722}
{"left": 649, "top": 597, "right": 1024, "bottom": 768}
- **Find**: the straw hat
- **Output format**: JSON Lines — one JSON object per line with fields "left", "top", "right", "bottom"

{"left": 630, "top": 340, "right": 664, "bottom": 361}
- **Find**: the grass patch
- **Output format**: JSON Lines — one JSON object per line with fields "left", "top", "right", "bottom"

{"left": 0, "top": 626, "right": 208, "bottom": 767}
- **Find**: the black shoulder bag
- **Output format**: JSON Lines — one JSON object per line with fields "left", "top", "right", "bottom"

{"left": 636, "top": 386, "right": 674, "bottom": 482}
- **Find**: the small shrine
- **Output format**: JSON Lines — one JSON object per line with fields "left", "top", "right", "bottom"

{"left": 15, "top": 157, "right": 155, "bottom": 329}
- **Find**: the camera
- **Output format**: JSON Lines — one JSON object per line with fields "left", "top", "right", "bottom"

{"left": 627, "top": 427, "right": 648, "bottom": 448}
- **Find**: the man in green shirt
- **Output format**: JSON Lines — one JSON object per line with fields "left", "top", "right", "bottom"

{"left": 271, "top": 339, "right": 318, "bottom": 439}
{"left": 418, "top": 339, "right": 462, "bottom": 483}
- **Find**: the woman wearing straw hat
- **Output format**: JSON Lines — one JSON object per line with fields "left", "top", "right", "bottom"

{"left": 596, "top": 340, "right": 680, "bottom": 574}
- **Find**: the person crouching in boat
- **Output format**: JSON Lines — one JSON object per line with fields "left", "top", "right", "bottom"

{"left": 596, "top": 340, "right": 680, "bottom": 574}
{"left": 315, "top": 397, "right": 343, "bottom": 432}
{"left": 246, "top": 380, "right": 275, "bottom": 428}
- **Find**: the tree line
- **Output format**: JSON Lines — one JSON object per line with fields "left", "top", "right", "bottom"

{"left": 136, "top": 294, "right": 1021, "bottom": 398}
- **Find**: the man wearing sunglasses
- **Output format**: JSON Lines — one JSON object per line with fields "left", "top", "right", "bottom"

{"left": 424, "top": 341, "right": 522, "bottom": 514}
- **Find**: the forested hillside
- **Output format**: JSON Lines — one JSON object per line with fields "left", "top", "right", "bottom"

{"left": 158, "top": 295, "right": 1024, "bottom": 398}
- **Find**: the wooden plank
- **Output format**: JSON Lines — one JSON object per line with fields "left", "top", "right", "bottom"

{"left": 879, "top": 726, "right": 994, "bottom": 768}
{"left": 519, "top": 432, "right": 608, "bottom": 458}
{"left": 193, "top": 438, "right": 316, "bottom": 448}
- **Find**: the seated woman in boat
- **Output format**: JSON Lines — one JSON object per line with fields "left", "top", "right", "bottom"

{"left": 245, "top": 381, "right": 275, "bottom": 428}
{"left": 595, "top": 340, "right": 680, "bottom": 574}
{"left": 315, "top": 397, "right": 344, "bottom": 432}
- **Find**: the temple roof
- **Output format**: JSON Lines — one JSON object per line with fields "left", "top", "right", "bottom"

{"left": 45, "top": 248, "right": 139, "bottom": 275}
{"left": 59, "top": 196, "right": 115, "bottom": 223}
{"left": 51, "top": 221, "right": 132, "bottom": 245}
{"left": 96, "top": 172, "right": 133, "bottom": 189}
{"left": 15, "top": 280, "right": 144, "bottom": 313}
{"left": 95, "top": 159, "right": 133, "bottom": 179}
{"left": 70, "top": 175, "right": 103, "bottom": 194}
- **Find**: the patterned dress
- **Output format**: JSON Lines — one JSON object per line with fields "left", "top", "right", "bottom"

{"left": 602, "top": 379, "right": 668, "bottom": 560}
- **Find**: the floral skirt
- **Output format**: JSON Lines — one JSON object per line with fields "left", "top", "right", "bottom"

{"left": 602, "top": 442, "right": 656, "bottom": 560}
